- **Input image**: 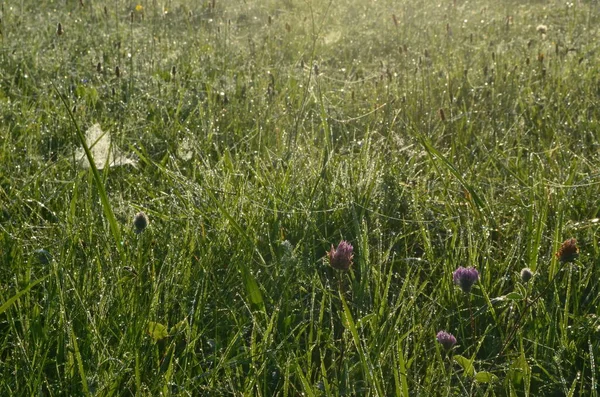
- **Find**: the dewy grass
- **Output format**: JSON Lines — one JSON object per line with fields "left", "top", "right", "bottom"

{"left": 1, "top": 0, "right": 600, "bottom": 395}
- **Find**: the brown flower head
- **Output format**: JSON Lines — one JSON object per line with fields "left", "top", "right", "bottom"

{"left": 327, "top": 240, "right": 353, "bottom": 271}
{"left": 556, "top": 238, "right": 579, "bottom": 263}
{"left": 133, "top": 211, "right": 149, "bottom": 234}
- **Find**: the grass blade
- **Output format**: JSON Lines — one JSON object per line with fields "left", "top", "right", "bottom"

{"left": 0, "top": 276, "right": 48, "bottom": 315}
{"left": 51, "top": 84, "right": 124, "bottom": 261}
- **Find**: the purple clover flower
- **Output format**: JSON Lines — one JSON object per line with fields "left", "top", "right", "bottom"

{"left": 436, "top": 330, "right": 457, "bottom": 351}
{"left": 327, "top": 240, "right": 354, "bottom": 271}
{"left": 452, "top": 266, "right": 479, "bottom": 293}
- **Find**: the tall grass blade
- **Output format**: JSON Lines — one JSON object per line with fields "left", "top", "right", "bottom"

{"left": 340, "top": 292, "right": 383, "bottom": 396}
{"left": 0, "top": 276, "right": 48, "bottom": 315}
{"left": 69, "top": 327, "right": 90, "bottom": 396}
{"left": 418, "top": 135, "right": 489, "bottom": 218}
{"left": 51, "top": 84, "right": 124, "bottom": 261}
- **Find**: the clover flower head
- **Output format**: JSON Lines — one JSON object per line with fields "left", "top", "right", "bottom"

{"left": 555, "top": 238, "right": 579, "bottom": 263}
{"left": 452, "top": 266, "right": 479, "bottom": 293}
{"left": 327, "top": 240, "right": 353, "bottom": 271}
{"left": 436, "top": 330, "right": 457, "bottom": 351}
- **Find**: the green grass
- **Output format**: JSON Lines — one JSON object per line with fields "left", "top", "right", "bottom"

{"left": 1, "top": 0, "right": 600, "bottom": 395}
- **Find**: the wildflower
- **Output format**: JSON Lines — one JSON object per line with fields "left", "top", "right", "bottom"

{"left": 520, "top": 267, "right": 534, "bottom": 283}
{"left": 135, "top": 4, "right": 143, "bottom": 12}
{"left": 536, "top": 24, "right": 547, "bottom": 35}
{"left": 556, "top": 238, "right": 579, "bottom": 263}
{"left": 452, "top": 266, "right": 479, "bottom": 293}
{"left": 327, "top": 240, "right": 353, "bottom": 271}
{"left": 133, "top": 211, "right": 149, "bottom": 234}
{"left": 436, "top": 331, "right": 457, "bottom": 351}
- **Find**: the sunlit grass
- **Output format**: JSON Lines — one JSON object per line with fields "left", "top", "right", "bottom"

{"left": 1, "top": 0, "right": 600, "bottom": 395}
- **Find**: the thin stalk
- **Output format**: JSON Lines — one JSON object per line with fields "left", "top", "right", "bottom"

{"left": 498, "top": 260, "right": 570, "bottom": 357}
{"left": 52, "top": 83, "right": 126, "bottom": 264}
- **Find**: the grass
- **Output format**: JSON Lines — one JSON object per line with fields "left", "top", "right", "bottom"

{"left": 1, "top": 0, "right": 600, "bottom": 395}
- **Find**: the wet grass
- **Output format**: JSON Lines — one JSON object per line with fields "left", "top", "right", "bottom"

{"left": 1, "top": 0, "right": 600, "bottom": 395}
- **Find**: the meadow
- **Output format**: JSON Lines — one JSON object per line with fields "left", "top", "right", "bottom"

{"left": 1, "top": 0, "right": 600, "bottom": 395}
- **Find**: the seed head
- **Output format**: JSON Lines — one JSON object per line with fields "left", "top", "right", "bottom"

{"left": 327, "top": 240, "right": 353, "bottom": 271}
{"left": 57, "top": 23, "right": 63, "bottom": 36}
{"left": 133, "top": 211, "right": 149, "bottom": 234}
{"left": 536, "top": 24, "right": 548, "bottom": 35}
{"left": 556, "top": 238, "right": 579, "bottom": 263}
{"left": 436, "top": 331, "right": 457, "bottom": 350}
{"left": 452, "top": 266, "right": 479, "bottom": 293}
{"left": 438, "top": 108, "right": 446, "bottom": 122}
{"left": 520, "top": 267, "right": 533, "bottom": 283}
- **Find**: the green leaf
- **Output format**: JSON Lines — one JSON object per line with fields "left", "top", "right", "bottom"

{"left": 147, "top": 322, "right": 169, "bottom": 341}
{"left": 505, "top": 291, "right": 524, "bottom": 301}
{"left": 474, "top": 371, "right": 498, "bottom": 383}
{"left": 453, "top": 355, "right": 475, "bottom": 377}
{"left": 169, "top": 318, "right": 188, "bottom": 335}
{"left": 241, "top": 266, "right": 264, "bottom": 308}
{"left": 492, "top": 291, "right": 524, "bottom": 303}
{"left": 509, "top": 352, "right": 530, "bottom": 386}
